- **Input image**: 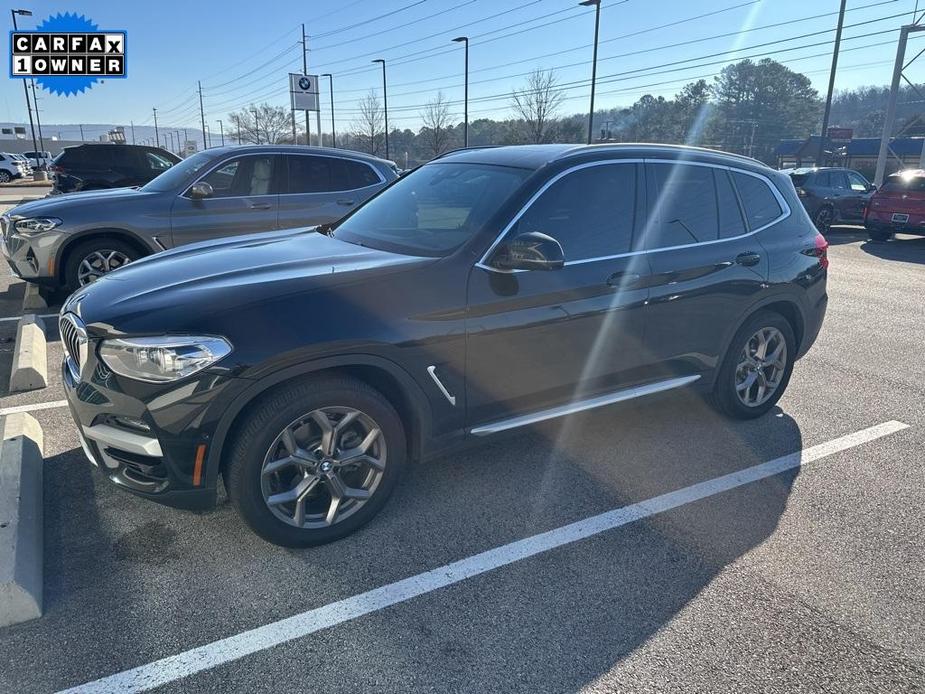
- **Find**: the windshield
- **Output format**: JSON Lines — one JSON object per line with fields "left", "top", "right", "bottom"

{"left": 789, "top": 173, "right": 810, "bottom": 187}
{"left": 140, "top": 150, "right": 216, "bottom": 192}
{"left": 334, "top": 162, "right": 530, "bottom": 257}
{"left": 881, "top": 174, "right": 925, "bottom": 193}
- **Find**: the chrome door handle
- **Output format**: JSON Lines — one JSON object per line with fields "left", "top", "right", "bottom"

{"left": 735, "top": 251, "right": 761, "bottom": 267}
{"left": 606, "top": 271, "right": 641, "bottom": 287}
{"left": 248, "top": 202, "right": 272, "bottom": 210}
{"left": 336, "top": 199, "right": 356, "bottom": 206}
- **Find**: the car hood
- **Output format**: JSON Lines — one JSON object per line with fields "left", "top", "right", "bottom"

{"left": 7, "top": 186, "right": 157, "bottom": 217}
{"left": 66, "top": 228, "right": 432, "bottom": 336}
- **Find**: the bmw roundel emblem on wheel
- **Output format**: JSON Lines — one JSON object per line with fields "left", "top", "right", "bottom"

{"left": 299, "top": 76, "right": 311, "bottom": 90}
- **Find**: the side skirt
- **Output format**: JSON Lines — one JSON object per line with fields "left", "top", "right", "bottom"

{"left": 469, "top": 375, "right": 701, "bottom": 437}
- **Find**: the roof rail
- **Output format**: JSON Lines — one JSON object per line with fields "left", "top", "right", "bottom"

{"left": 430, "top": 144, "right": 503, "bottom": 161}
{"left": 556, "top": 142, "right": 766, "bottom": 167}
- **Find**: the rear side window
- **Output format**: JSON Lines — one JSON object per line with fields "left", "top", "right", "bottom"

{"left": 645, "top": 163, "right": 719, "bottom": 248}
{"left": 333, "top": 159, "right": 381, "bottom": 190}
{"left": 716, "top": 168, "right": 746, "bottom": 239}
{"left": 814, "top": 171, "right": 831, "bottom": 187}
{"left": 514, "top": 162, "right": 637, "bottom": 261}
{"left": 110, "top": 147, "right": 138, "bottom": 168}
{"left": 287, "top": 155, "right": 331, "bottom": 193}
{"left": 731, "top": 172, "right": 783, "bottom": 230}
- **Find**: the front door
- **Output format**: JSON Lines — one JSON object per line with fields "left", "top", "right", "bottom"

{"left": 465, "top": 161, "right": 651, "bottom": 426}
{"left": 170, "top": 153, "right": 280, "bottom": 246}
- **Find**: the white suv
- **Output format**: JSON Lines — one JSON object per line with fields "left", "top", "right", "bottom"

{"left": 0, "top": 153, "right": 30, "bottom": 183}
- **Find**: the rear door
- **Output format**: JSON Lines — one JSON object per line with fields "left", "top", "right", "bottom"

{"left": 109, "top": 146, "right": 146, "bottom": 187}
{"left": 827, "top": 170, "right": 853, "bottom": 221}
{"left": 169, "top": 153, "right": 280, "bottom": 246}
{"left": 277, "top": 154, "right": 385, "bottom": 229}
{"left": 642, "top": 161, "right": 775, "bottom": 379}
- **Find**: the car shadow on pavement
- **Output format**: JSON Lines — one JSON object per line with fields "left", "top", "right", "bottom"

{"left": 860, "top": 235, "right": 925, "bottom": 265}
{"left": 0, "top": 388, "right": 805, "bottom": 693}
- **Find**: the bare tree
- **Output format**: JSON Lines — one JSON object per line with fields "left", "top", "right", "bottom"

{"left": 352, "top": 90, "right": 385, "bottom": 156}
{"left": 228, "top": 103, "right": 293, "bottom": 144}
{"left": 510, "top": 69, "right": 564, "bottom": 144}
{"left": 420, "top": 91, "right": 454, "bottom": 157}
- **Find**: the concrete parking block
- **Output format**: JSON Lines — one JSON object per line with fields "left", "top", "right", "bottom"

{"left": 21, "top": 283, "right": 48, "bottom": 311}
{"left": 9, "top": 315, "right": 47, "bottom": 392}
{"left": 0, "top": 412, "right": 44, "bottom": 627}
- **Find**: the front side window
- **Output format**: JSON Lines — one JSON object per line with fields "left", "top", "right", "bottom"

{"left": 198, "top": 155, "right": 275, "bottom": 198}
{"left": 146, "top": 151, "right": 175, "bottom": 173}
{"left": 731, "top": 171, "right": 783, "bottom": 229}
{"left": 512, "top": 163, "right": 637, "bottom": 261}
{"left": 334, "top": 162, "right": 530, "bottom": 257}
{"left": 140, "top": 150, "right": 215, "bottom": 192}
{"left": 830, "top": 171, "right": 849, "bottom": 190}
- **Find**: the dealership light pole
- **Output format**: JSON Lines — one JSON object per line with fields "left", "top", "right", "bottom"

{"left": 216, "top": 119, "right": 224, "bottom": 147}
{"left": 302, "top": 23, "right": 311, "bottom": 145}
{"left": 817, "top": 0, "right": 846, "bottom": 166}
{"left": 29, "top": 80, "right": 45, "bottom": 152}
{"left": 198, "top": 81, "right": 208, "bottom": 149}
{"left": 580, "top": 0, "right": 601, "bottom": 144}
{"left": 452, "top": 36, "right": 469, "bottom": 147}
{"left": 152, "top": 107, "right": 159, "bottom": 147}
{"left": 11, "top": 9, "right": 39, "bottom": 157}
{"left": 372, "top": 58, "right": 389, "bottom": 160}
{"left": 322, "top": 73, "right": 336, "bottom": 148}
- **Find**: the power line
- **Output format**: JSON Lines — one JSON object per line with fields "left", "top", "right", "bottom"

{"left": 310, "top": 0, "right": 429, "bottom": 40}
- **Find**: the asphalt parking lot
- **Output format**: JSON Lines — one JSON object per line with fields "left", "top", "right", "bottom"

{"left": 0, "top": 224, "right": 923, "bottom": 693}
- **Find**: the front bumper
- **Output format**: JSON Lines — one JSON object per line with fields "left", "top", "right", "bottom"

{"left": 61, "top": 348, "right": 249, "bottom": 511}
{"left": 0, "top": 216, "right": 62, "bottom": 281}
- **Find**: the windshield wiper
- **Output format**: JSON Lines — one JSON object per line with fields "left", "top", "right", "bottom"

{"left": 315, "top": 223, "right": 335, "bottom": 236}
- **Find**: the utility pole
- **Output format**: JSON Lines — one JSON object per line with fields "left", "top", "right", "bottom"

{"left": 79, "top": 124, "right": 85, "bottom": 141}
{"left": 130, "top": 121, "right": 135, "bottom": 144}
{"left": 302, "top": 23, "right": 310, "bottom": 145}
{"left": 29, "top": 81, "right": 45, "bottom": 151}
{"left": 216, "top": 119, "right": 225, "bottom": 146}
{"left": 198, "top": 81, "right": 208, "bottom": 150}
{"left": 373, "top": 58, "right": 389, "bottom": 159}
{"left": 184, "top": 128, "right": 189, "bottom": 152}
{"left": 817, "top": 0, "right": 847, "bottom": 166}
{"left": 580, "top": 0, "right": 602, "bottom": 144}
{"left": 322, "top": 73, "right": 336, "bottom": 147}
{"left": 153, "top": 107, "right": 160, "bottom": 147}
{"left": 452, "top": 38, "right": 468, "bottom": 147}
{"left": 11, "top": 9, "right": 38, "bottom": 158}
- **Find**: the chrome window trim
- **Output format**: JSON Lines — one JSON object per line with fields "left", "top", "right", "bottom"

{"left": 475, "top": 157, "right": 791, "bottom": 274}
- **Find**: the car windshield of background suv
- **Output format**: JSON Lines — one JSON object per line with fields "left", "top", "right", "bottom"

{"left": 334, "top": 162, "right": 531, "bottom": 258}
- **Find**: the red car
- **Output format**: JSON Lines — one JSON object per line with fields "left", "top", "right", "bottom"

{"left": 865, "top": 169, "right": 925, "bottom": 241}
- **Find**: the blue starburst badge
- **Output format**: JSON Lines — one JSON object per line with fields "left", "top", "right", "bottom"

{"left": 10, "top": 12, "right": 127, "bottom": 97}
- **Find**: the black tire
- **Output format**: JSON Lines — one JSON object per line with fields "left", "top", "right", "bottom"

{"left": 711, "top": 311, "right": 796, "bottom": 420}
{"left": 63, "top": 237, "right": 141, "bottom": 292}
{"left": 813, "top": 205, "right": 834, "bottom": 233}
{"left": 0, "top": 171, "right": 11, "bottom": 183}
{"left": 224, "top": 376, "right": 407, "bottom": 547}
{"left": 867, "top": 226, "right": 892, "bottom": 242}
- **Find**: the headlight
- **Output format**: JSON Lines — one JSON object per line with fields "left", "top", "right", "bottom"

{"left": 98, "top": 335, "right": 232, "bottom": 383}
{"left": 14, "top": 217, "right": 62, "bottom": 235}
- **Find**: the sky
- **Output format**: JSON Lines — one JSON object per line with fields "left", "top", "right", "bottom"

{"left": 1, "top": 0, "right": 923, "bottom": 140}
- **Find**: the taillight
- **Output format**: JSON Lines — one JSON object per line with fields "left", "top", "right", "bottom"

{"left": 49, "top": 165, "right": 62, "bottom": 174}
{"left": 813, "top": 232, "right": 829, "bottom": 270}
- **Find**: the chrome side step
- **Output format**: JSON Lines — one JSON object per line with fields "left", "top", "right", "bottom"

{"left": 469, "top": 375, "right": 701, "bottom": 436}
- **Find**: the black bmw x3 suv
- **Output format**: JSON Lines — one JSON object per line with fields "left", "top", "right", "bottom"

{"left": 60, "top": 144, "right": 828, "bottom": 547}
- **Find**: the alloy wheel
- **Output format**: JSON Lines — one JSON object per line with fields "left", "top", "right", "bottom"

{"left": 814, "top": 207, "right": 833, "bottom": 232}
{"left": 76, "top": 249, "right": 132, "bottom": 285}
{"left": 735, "top": 326, "right": 788, "bottom": 408}
{"left": 260, "top": 406, "right": 387, "bottom": 529}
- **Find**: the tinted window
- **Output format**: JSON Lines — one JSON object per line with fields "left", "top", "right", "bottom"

{"left": 830, "top": 171, "right": 848, "bottom": 190}
{"left": 334, "top": 162, "right": 530, "bottom": 257}
{"left": 731, "top": 171, "right": 783, "bottom": 229}
{"left": 847, "top": 171, "right": 869, "bottom": 192}
{"left": 716, "top": 168, "right": 746, "bottom": 238}
{"left": 140, "top": 150, "right": 213, "bottom": 192}
{"left": 645, "top": 163, "right": 718, "bottom": 248}
{"left": 199, "top": 155, "right": 275, "bottom": 198}
{"left": 335, "top": 159, "right": 381, "bottom": 189}
{"left": 514, "top": 163, "right": 636, "bottom": 260}
{"left": 881, "top": 174, "right": 925, "bottom": 192}
{"left": 814, "top": 171, "right": 831, "bottom": 187}
{"left": 789, "top": 173, "right": 809, "bottom": 187}
{"left": 110, "top": 147, "right": 138, "bottom": 168}
{"left": 287, "top": 155, "right": 331, "bottom": 193}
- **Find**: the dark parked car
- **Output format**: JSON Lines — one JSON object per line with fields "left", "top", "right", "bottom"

{"left": 786, "top": 167, "right": 875, "bottom": 231}
{"left": 2, "top": 145, "right": 397, "bottom": 291}
{"left": 50, "top": 143, "right": 181, "bottom": 194}
{"left": 60, "top": 144, "right": 828, "bottom": 547}
{"left": 864, "top": 169, "right": 925, "bottom": 241}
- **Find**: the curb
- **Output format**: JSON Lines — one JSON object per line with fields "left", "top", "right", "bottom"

{"left": 21, "top": 283, "right": 48, "bottom": 312}
{"left": 0, "top": 412, "right": 44, "bottom": 627}
{"left": 9, "top": 315, "right": 47, "bottom": 393}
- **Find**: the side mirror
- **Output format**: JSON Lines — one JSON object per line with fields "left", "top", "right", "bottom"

{"left": 868, "top": 183, "right": 878, "bottom": 193}
{"left": 491, "top": 231, "right": 565, "bottom": 271}
{"left": 188, "top": 181, "right": 213, "bottom": 199}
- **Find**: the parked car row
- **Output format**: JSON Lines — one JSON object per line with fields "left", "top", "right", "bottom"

{"left": 11, "top": 142, "right": 828, "bottom": 546}
{"left": 0, "top": 151, "right": 33, "bottom": 182}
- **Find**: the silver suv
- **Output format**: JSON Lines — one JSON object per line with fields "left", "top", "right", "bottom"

{"left": 1, "top": 145, "right": 397, "bottom": 291}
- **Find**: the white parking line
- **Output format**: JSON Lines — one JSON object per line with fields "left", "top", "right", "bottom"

{"left": 0, "top": 312, "right": 58, "bottom": 323}
{"left": 0, "top": 400, "right": 67, "bottom": 416}
{"left": 59, "top": 420, "right": 910, "bottom": 694}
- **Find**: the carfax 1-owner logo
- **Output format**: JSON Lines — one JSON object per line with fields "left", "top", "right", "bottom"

{"left": 9, "top": 12, "right": 125, "bottom": 96}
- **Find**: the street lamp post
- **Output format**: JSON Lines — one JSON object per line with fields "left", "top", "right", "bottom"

{"left": 216, "top": 119, "right": 225, "bottom": 147}
{"left": 10, "top": 9, "right": 39, "bottom": 158}
{"left": 372, "top": 59, "right": 389, "bottom": 160}
{"left": 580, "top": 0, "right": 602, "bottom": 145}
{"left": 322, "top": 73, "right": 336, "bottom": 148}
{"left": 452, "top": 36, "right": 469, "bottom": 147}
